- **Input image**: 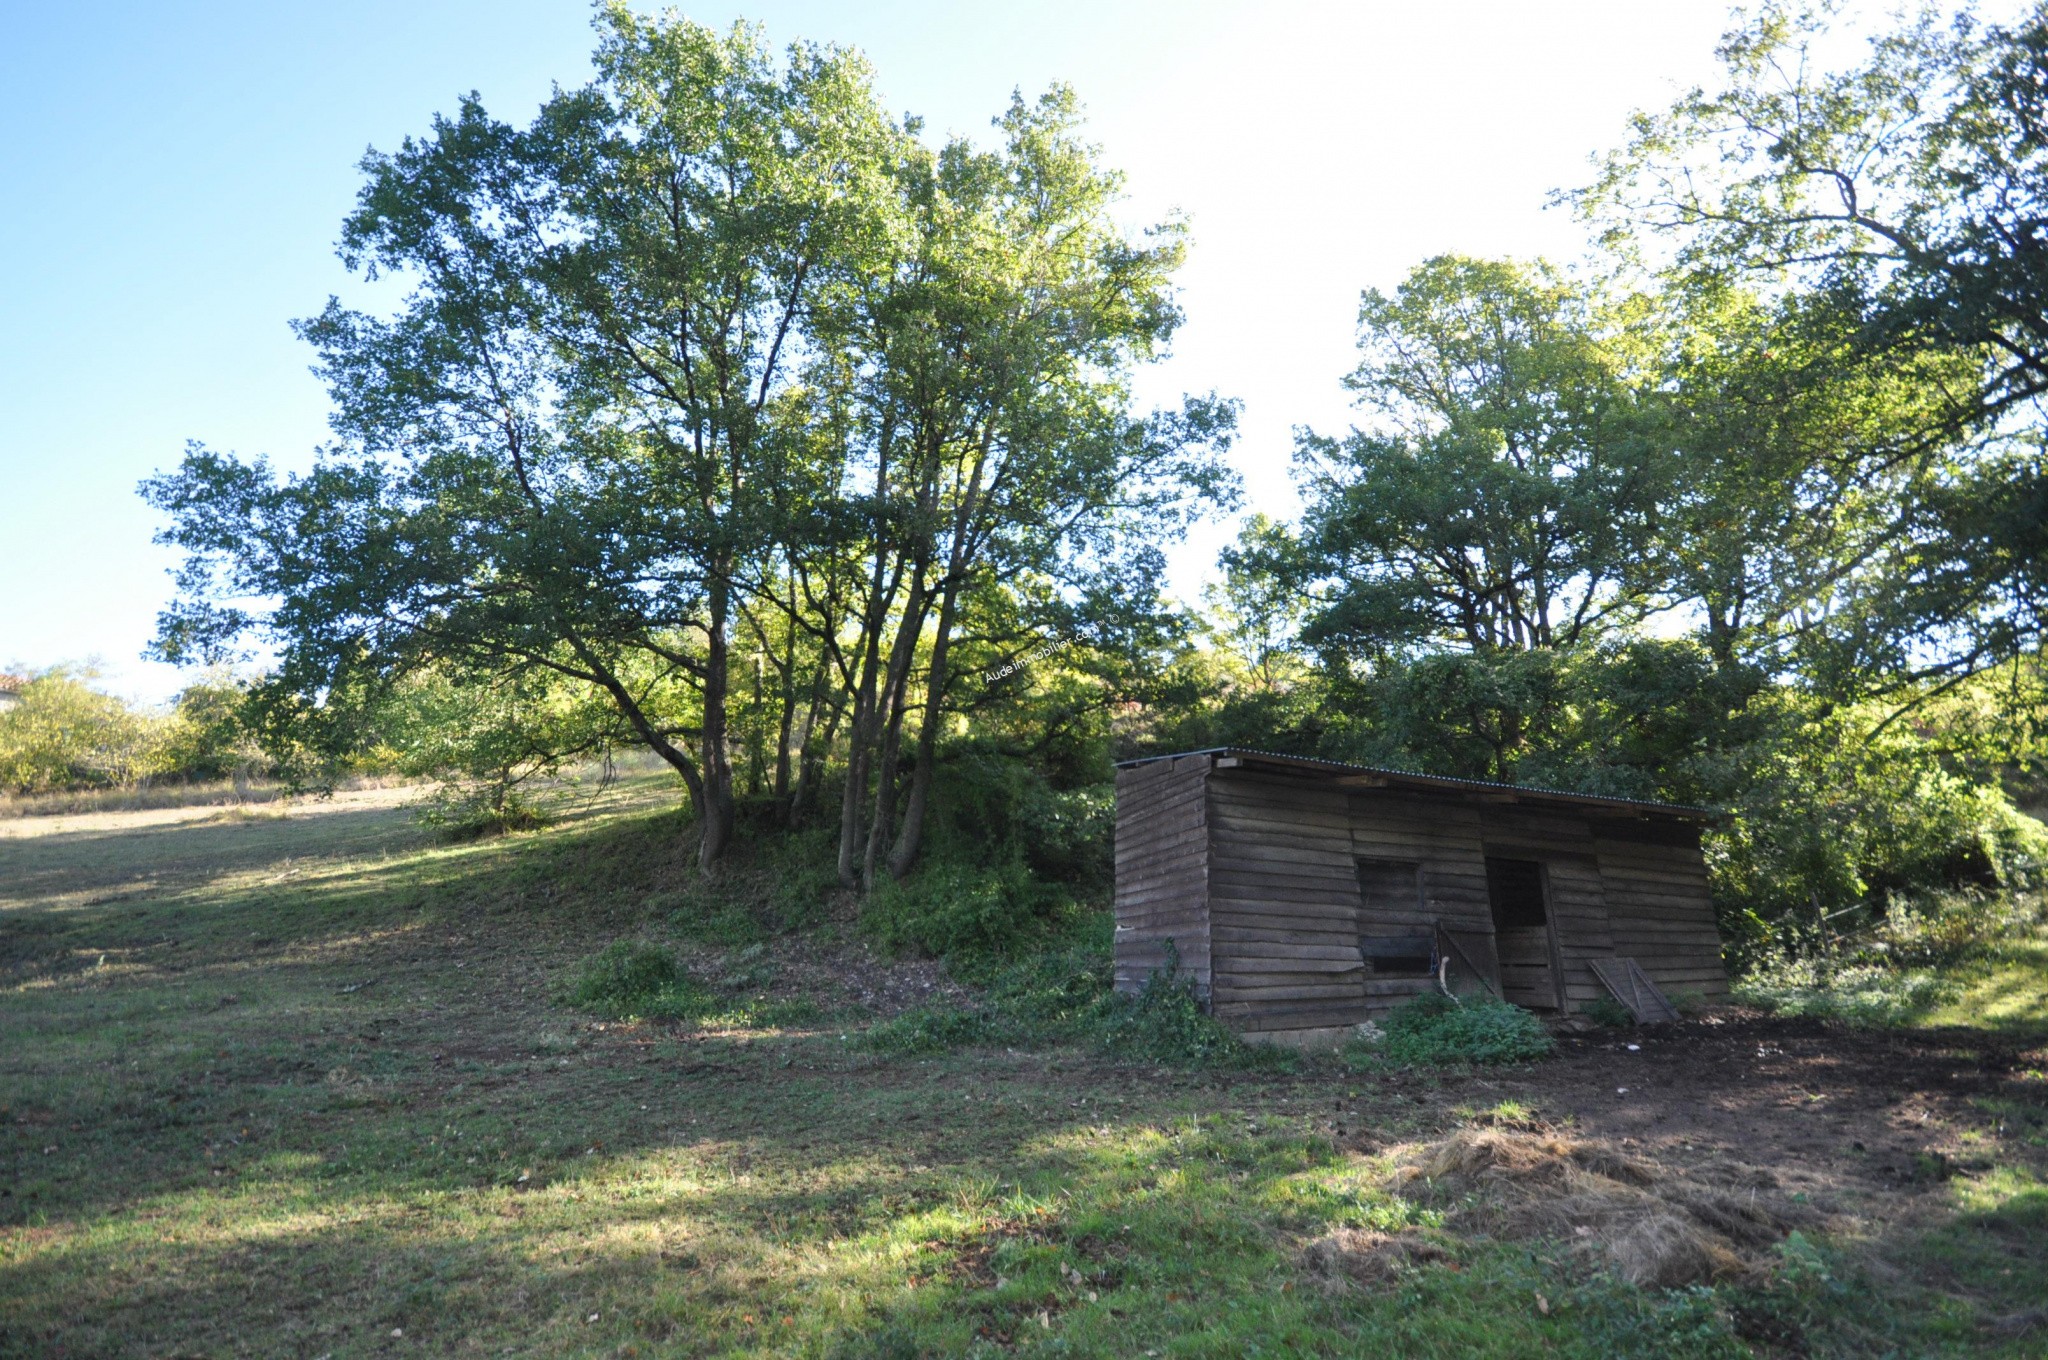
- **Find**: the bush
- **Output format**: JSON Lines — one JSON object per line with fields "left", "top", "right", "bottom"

{"left": 969, "top": 912, "right": 1115, "bottom": 1025}
{"left": 1582, "top": 995, "right": 1635, "bottom": 1028}
{"left": 856, "top": 1004, "right": 1009, "bottom": 1055}
{"left": 849, "top": 919, "right": 1289, "bottom": 1069}
{"left": 1094, "top": 966, "right": 1288, "bottom": 1069}
{"left": 0, "top": 669, "right": 162, "bottom": 794}
{"left": 564, "top": 942, "right": 712, "bottom": 1020}
{"left": 415, "top": 782, "right": 551, "bottom": 839}
{"left": 564, "top": 940, "right": 825, "bottom": 1028}
{"left": 1353, "top": 992, "right": 1554, "bottom": 1068}
{"left": 1732, "top": 956, "right": 1959, "bottom": 1026}
{"left": 1731, "top": 887, "right": 2044, "bottom": 1025}
{"left": 860, "top": 859, "right": 1070, "bottom": 963}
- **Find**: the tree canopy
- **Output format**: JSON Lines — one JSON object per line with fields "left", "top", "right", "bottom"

{"left": 138, "top": 1, "right": 2047, "bottom": 950}
{"left": 145, "top": 4, "right": 1235, "bottom": 874}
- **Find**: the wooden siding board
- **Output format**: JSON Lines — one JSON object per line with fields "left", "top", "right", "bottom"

{"left": 1595, "top": 833, "right": 1728, "bottom": 997}
{"left": 1114, "top": 758, "right": 1212, "bottom": 999}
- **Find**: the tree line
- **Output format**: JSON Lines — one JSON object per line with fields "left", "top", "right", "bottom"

{"left": 138, "top": 2, "right": 2048, "bottom": 945}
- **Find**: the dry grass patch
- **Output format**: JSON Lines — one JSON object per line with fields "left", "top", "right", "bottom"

{"left": 1386, "top": 1127, "right": 1822, "bottom": 1289}
{"left": 1299, "top": 1226, "right": 1456, "bottom": 1289}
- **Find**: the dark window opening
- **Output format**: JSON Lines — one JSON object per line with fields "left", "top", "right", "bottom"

{"left": 1357, "top": 858, "right": 1430, "bottom": 974}
{"left": 1361, "top": 933, "right": 1435, "bottom": 976}
{"left": 1485, "top": 856, "right": 1548, "bottom": 929}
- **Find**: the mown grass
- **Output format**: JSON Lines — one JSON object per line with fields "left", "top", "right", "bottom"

{"left": 4, "top": 773, "right": 2047, "bottom": 1356}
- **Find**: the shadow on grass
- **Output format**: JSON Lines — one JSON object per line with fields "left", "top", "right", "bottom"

{"left": 6, "top": 789, "right": 2048, "bottom": 1357}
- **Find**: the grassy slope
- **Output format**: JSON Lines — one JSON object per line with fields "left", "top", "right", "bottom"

{"left": 1923, "top": 935, "right": 2048, "bottom": 1029}
{"left": 2, "top": 775, "right": 2044, "bottom": 1358}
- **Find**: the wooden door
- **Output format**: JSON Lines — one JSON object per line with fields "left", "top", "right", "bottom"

{"left": 1485, "top": 856, "right": 1561, "bottom": 1010}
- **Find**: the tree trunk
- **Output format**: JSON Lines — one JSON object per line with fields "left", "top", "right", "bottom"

{"left": 837, "top": 423, "right": 899, "bottom": 885}
{"left": 698, "top": 570, "right": 736, "bottom": 869}
{"left": 863, "top": 567, "right": 929, "bottom": 887}
{"left": 772, "top": 578, "right": 798, "bottom": 811}
{"left": 888, "top": 430, "right": 991, "bottom": 879}
{"left": 886, "top": 574, "right": 961, "bottom": 879}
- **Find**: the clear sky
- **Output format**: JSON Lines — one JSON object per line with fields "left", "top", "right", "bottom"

{"left": 0, "top": 0, "right": 1750, "bottom": 704}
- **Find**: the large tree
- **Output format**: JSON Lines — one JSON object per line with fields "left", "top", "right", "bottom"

{"left": 146, "top": 7, "right": 906, "bottom": 866}
{"left": 825, "top": 90, "right": 1236, "bottom": 885}
{"left": 144, "top": 7, "right": 1233, "bottom": 878}
{"left": 1583, "top": 0, "right": 2048, "bottom": 688}
{"left": 1291, "top": 256, "right": 1665, "bottom": 660}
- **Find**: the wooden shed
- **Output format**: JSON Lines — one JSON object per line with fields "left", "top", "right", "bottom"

{"left": 1113, "top": 748, "right": 1727, "bottom": 1045}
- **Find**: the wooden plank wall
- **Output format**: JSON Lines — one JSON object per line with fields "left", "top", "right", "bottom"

{"left": 1593, "top": 821, "right": 1730, "bottom": 999}
{"left": 1205, "top": 771, "right": 1369, "bottom": 1032}
{"left": 1112, "top": 755, "right": 1214, "bottom": 999}
{"left": 1348, "top": 790, "right": 1491, "bottom": 1018}
{"left": 1117, "top": 761, "right": 1729, "bottom": 1037}
{"left": 1478, "top": 808, "right": 1618, "bottom": 1012}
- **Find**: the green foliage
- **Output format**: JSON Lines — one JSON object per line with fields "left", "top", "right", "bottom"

{"left": 1351, "top": 992, "right": 1554, "bottom": 1069}
{"left": 860, "top": 859, "right": 1072, "bottom": 965}
{"left": 414, "top": 784, "right": 551, "bottom": 840}
{"left": 856, "top": 1004, "right": 1006, "bottom": 1056}
{"left": 564, "top": 940, "right": 821, "bottom": 1028}
{"left": 1291, "top": 256, "right": 1664, "bottom": 676}
{"left": 1581, "top": 996, "right": 1634, "bottom": 1029}
{"left": 1710, "top": 696, "right": 2048, "bottom": 948}
{"left": 1092, "top": 966, "right": 1289, "bottom": 1069}
{"left": 852, "top": 916, "right": 1285, "bottom": 1069}
{"left": 0, "top": 668, "right": 162, "bottom": 794}
{"left": 564, "top": 942, "right": 709, "bottom": 1021}
{"left": 913, "top": 749, "right": 1117, "bottom": 896}
{"left": 967, "top": 912, "right": 1115, "bottom": 1026}
{"left": 649, "top": 825, "right": 843, "bottom": 945}
{"left": 374, "top": 668, "right": 625, "bottom": 835}
{"left": 1734, "top": 889, "right": 2047, "bottom": 1027}
{"left": 154, "top": 674, "right": 264, "bottom": 783}
{"left": 1584, "top": 3, "right": 2048, "bottom": 695}
{"left": 655, "top": 883, "right": 772, "bottom": 948}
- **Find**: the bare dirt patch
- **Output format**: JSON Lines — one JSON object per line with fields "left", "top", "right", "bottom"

{"left": 1450, "top": 1012, "right": 2048, "bottom": 1286}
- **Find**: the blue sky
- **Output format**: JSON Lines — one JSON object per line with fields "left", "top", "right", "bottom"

{"left": 0, "top": 0, "right": 1751, "bottom": 703}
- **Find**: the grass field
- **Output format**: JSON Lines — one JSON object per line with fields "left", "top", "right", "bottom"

{"left": 5, "top": 771, "right": 2048, "bottom": 1357}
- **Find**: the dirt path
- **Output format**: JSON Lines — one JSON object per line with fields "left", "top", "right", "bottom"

{"left": 1474, "top": 1015, "right": 2048, "bottom": 1270}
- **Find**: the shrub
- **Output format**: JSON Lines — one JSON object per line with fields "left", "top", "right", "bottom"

{"left": 1354, "top": 992, "right": 1554, "bottom": 1068}
{"left": 415, "top": 782, "right": 550, "bottom": 839}
{"left": 1582, "top": 995, "right": 1635, "bottom": 1029}
{"left": 1094, "top": 964, "right": 1293, "bottom": 1070}
{"left": 0, "top": 669, "right": 163, "bottom": 794}
{"left": 564, "top": 942, "right": 713, "bottom": 1020}
{"left": 564, "top": 940, "right": 826, "bottom": 1028}
{"left": 860, "top": 859, "right": 1069, "bottom": 963}
{"left": 970, "top": 912, "right": 1115, "bottom": 1025}
{"left": 856, "top": 1004, "right": 1007, "bottom": 1055}
{"left": 1731, "top": 955, "right": 1959, "bottom": 1026}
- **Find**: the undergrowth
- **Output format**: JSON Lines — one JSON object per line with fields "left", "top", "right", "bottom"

{"left": 651, "top": 826, "right": 842, "bottom": 945}
{"left": 1734, "top": 888, "right": 2046, "bottom": 1027}
{"left": 856, "top": 924, "right": 1292, "bottom": 1069}
{"left": 564, "top": 940, "right": 821, "bottom": 1027}
{"left": 1347, "top": 992, "right": 1555, "bottom": 1069}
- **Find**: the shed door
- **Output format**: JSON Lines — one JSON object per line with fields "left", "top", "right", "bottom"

{"left": 1485, "top": 856, "right": 1562, "bottom": 1009}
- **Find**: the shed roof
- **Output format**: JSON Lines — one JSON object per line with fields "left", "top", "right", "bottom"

{"left": 1114, "top": 747, "right": 1715, "bottom": 821}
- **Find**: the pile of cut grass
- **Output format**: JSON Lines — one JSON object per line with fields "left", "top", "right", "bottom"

{"left": 8, "top": 769, "right": 2048, "bottom": 1357}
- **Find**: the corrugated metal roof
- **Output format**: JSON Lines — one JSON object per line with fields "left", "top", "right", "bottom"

{"left": 1112, "top": 746, "right": 1716, "bottom": 820}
